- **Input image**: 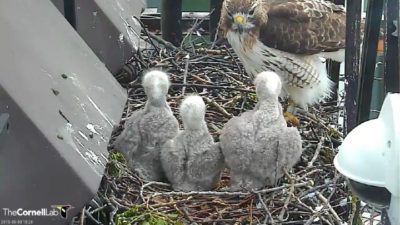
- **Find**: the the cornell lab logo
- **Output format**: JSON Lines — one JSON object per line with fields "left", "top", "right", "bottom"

{"left": 52, "top": 205, "right": 73, "bottom": 218}
{"left": 3, "top": 205, "right": 73, "bottom": 218}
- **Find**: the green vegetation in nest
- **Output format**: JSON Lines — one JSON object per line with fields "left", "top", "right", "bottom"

{"left": 115, "top": 205, "right": 184, "bottom": 225}
{"left": 106, "top": 150, "right": 128, "bottom": 177}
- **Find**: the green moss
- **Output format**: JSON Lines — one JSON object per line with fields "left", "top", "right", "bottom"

{"left": 349, "top": 192, "right": 363, "bottom": 225}
{"left": 106, "top": 151, "right": 128, "bottom": 177}
{"left": 115, "top": 205, "right": 184, "bottom": 225}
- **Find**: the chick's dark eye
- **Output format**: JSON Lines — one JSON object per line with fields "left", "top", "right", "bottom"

{"left": 227, "top": 10, "right": 233, "bottom": 19}
{"left": 249, "top": 8, "right": 255, "bottom": 15}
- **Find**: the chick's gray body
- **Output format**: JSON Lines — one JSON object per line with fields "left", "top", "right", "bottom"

{"left": 161, "top": 96, "right": 224, "bottom": 191}
{"left": 114, "top": 71, "right": 179, "bottom": 181}
{"left": 220, "top": 72, "right": 302, "bottom": 191}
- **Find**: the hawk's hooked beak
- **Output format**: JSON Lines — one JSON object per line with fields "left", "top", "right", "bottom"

{"left": 234, "top": 15, "right": 246, "bottom": 24}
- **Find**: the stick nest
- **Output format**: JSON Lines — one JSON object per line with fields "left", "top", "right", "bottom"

{"left": 74, "top": 30, "right": 353, "bottom": 225}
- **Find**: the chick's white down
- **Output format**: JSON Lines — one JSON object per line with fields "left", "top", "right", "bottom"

{"left": 220, "top": 72, "right": 303, "bottom": 190}
{"left": 114, "top": 70, "right": 179, "bottom": 181}
{"left": 161, "top": 95, "right": 224, "bottom": 191}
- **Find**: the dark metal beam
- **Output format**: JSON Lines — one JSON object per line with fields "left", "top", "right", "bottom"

{"left": 209, "top": 0, "right": 224, "bottom": 41}
{"left": 64, "top": 0, "right": 76, "bottom": 28}
{"left": 161, "top": 0, "right": 183, "bottom": 46}
{"left": 326, "top": 60, "right": 340, "bottom": 102}
{"left": 357, "top": 0, "right": 384, "bottom": 125}
{"left": 326, "top": 0, "right": 345, "bottom": 102}
{"left": 384, "top": 0, "right": 400, "bottom": 93}
{"left": 345, "top": 0, "right": 362, "bottom": 134}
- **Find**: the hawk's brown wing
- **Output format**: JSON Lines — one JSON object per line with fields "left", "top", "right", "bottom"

{"left": 259, "top": 0, "right": 346, "bottom": 55}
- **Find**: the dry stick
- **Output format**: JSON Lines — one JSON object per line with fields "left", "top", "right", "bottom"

{"left": 302, "top": 171, "right": 341, "bottom": 224}
{"left": 279, "top": 170, "right": 296, "bottom": 221}
{"left": 110, "top": 198, "right": 130, "bottom": 210}
{"left": 180, "top": 207, "right": 195, "bottom": 223}
{"left": 109, "top": 203, "right": 118, "bottom": 225}
{"left": 203, "top": 96, "right": 233, "bottom": 119}
{"left": 140, "top": 181, "right": 171, "bottom": 206}
{"left": 132, "top": 16, "right": 162, "bottom": 55}
{"left": 130, "top": 83, "right": 254, "bottom": 93}
{"left": 209, "top": 123, "right": 222, "bottom": 134}
{"left": 144, "top": 29, "right": 180, "bottom": 52}
{"left": 348, "top": 197, "right": 359, "bottom": 225}
{"left": 296, "top": 168, "right": 324, "bottom": 181}
{"left": 197, "top": 48, "right": 227, "bottom": 55}
{"left": 296, "top": 196, "right": 333, "bottom": 225}
{"left": 249, "top": 198, "right": 253, "bottom": 225}
{"left": 223, "top": 95, "right": 242, "bottom": 108}
{"left": 90, "top": 205, "right": 108, "bottom": 214}
{"left": 80, "top": 208, "right": 85, "bottom": 225}
{"left": 84, "top": 209, "right": 103, "bottom": 225}
{"left": 258, "top": 193, "right": 276, "bottom": 225}
{"left": 297, "top": 108, "right": 343, "bottom": 138}
{"left": 181, "top": 18, "right": 198, "bottom": 52}
{"left": 315, "top": 191, "right": 342, "bottom": 225}
{"left": 210, "top": 17, "right": 221, "bottom": 49}
{"left": 148, "top": 181, "right": 312, "bottom": 197}
{"left": 180, "top": 10, "right": 212, "bottom": 51}
{"left": 307, "top": 137, "right": 325, "bottom": 168}
{"left": 182, "top": 54, "right": 190, "bottom": 95}
{"left": 192, "top": 74, "right": 213, "bottom": 84}
{"left": 304, "top": 212, "right": 320, "bottom": 225}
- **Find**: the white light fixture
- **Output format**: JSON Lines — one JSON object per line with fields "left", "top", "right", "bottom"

{"left": 334, "top": 93, "right": 400, "bottom": 225}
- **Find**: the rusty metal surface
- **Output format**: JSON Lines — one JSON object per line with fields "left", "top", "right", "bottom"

{"left": 0, "top": 0, "right": 127, "bottom": 224}
{"left": 384, "top": 0, "right": 400, "bottom": 94}
{"left": 74, "top": 0, "right": 145, "bottom": 74}
{"left": 344, "top": 0, "right": 362, "bottom": 134}
{"left": 357, "top": 0, "right": 384, "bottom": 125}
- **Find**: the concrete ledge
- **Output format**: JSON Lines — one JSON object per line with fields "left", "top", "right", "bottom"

{"left": 0, "top": 1, "right": 127, "bottom": 224}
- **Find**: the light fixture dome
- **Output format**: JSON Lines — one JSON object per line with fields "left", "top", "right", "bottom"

{"left": 334, "top": 118, "right": 386, "bottom": 187}
{"left": 334, "top": 93, "right": 400, "bottom": 224}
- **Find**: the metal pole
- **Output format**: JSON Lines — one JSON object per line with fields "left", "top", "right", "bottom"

{"left": 357, "top": 0, "right": 384, "bottom": 125}
{"left": 384, "top": 0, "right": 400, "bottom": 93}
{"left": 161, "top": 0, "right": 182, "bottom": 46}
{"left": 326, "top": 0, "right": 345, "bottom": 102}
{"left": 345, "top": 0, "right": 362, "bottom": 134}
{"left": 326, "top": 61, "right": 340, "bottom": 102}
{"left": 64, "top": 0, "right": 76, "bottom": 28}
{"left": 209, "top": 0, "right": 224, "bottom": 41}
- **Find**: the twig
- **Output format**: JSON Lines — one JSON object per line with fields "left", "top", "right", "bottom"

{"left": 315, "top": 191, "right": 342, "bottom": 225}
{"left": 145, "top": 30, "right": 180, "bottom": 52}
{"left": 279, "top": 170, "right": 295, "bottom": 221}
{"left": 307, "top": 137, "right": 325, "bottom": 167}
{"left": 80, "top": 208, "right": 85, "bottom": 225}
{"left": 132, "top": 16, "right": 161, "bottom": 55}
{"left": 150, "top": 181, "right": 312, "bottom": 197}
{"left": 258, "top": 193, "right": 276, "bottom": 225}
{"left": 140, "top": 181, "right": 171, "bottom": 204}
{"left": 304, "top": 213, "right": 320, "bottom": 225}
{"left": 130, "top": 83, "right": 254, "bottom": 93}
{"left": 181, "top": 10, "right": 212, "bottom": 51}
{"left": 85, "top": 209, "right": 103, "bottom": 225}
{"left": 203, "top": 97, "right": 233, "bottom": 119}
{"left": 210, "top": 20, "right": 221, "bottom": 49}
{"left": 110, "top": 198, "right": 130, "bottom": 210}
{"left": 182, "top": 54, "right": 190, "bottom": 95}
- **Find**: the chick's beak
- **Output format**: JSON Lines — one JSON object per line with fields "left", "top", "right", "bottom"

{"left": 234, "top": 15, "right": 245, "bottom": 24}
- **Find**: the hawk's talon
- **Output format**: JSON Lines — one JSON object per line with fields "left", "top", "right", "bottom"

{"left": 284, "top": 111, "right": 300, "bottom": 126}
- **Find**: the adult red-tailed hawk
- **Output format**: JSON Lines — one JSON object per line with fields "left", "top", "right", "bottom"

{"left": 219, "top": 0, "right": 346, "bottom": 111}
